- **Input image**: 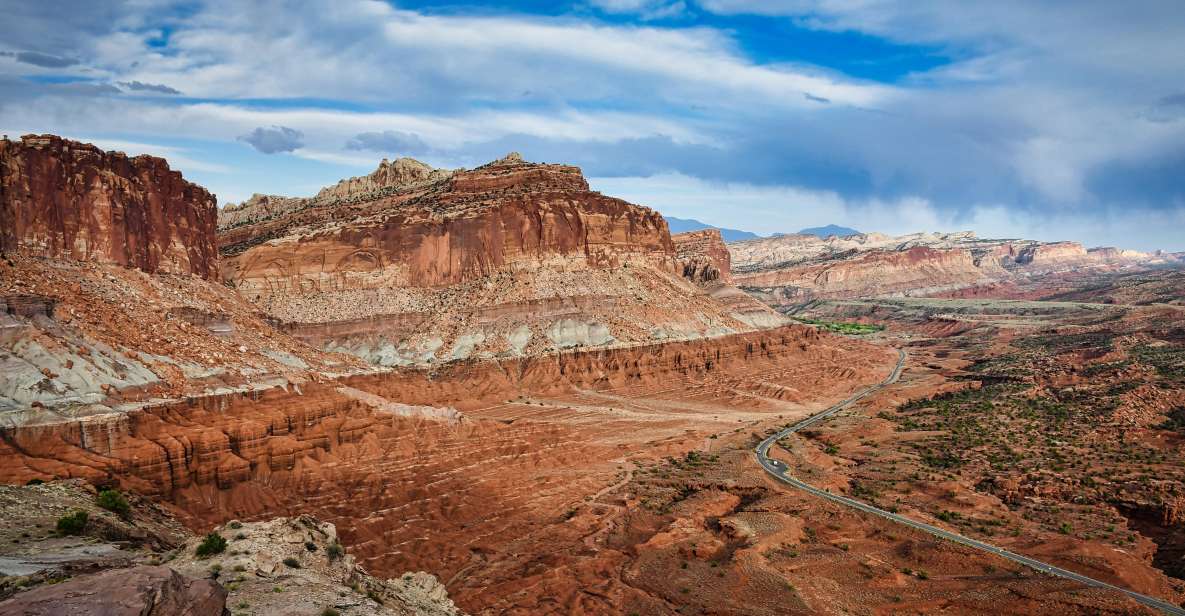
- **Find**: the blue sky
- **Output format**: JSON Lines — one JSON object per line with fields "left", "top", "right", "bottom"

{"left": 2, "top": 0, "right": 1184, "bottom": 249}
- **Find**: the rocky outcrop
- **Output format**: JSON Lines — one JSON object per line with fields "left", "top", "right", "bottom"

{"left": 0, "top": 480, "right": 463, "bottom": 616}
{"left": 0, "top": 565, "right": 227, "bottom": 615}
{"left": 0, "top": 321, "right": 890, "bottom": 612}
{"left": 217, "top": 193, "right": 309, "bottom": 230}
{"left": 171, "top": 516, "right": 464, "bottom": 616}
{"left": 0, "top": 135, "right": 219, "bottom": 279}
{"left": 315, "top": 156, "right": 453, "bottom": 202}
{"left": 218, "top": 154, "right": 774, "bottom": 364}
{"left": 674, "top": 229, "right": 731, "bottom": 284}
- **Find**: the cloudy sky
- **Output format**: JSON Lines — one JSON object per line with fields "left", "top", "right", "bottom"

{"left": 2, "top": 1, "right": 1184, "bottom": 249}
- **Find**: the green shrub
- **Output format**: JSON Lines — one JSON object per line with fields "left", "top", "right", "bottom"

{"left": 322, "top": 609, "right": 341, "bottom": 616}
{"left": 283, "top": 556, "right": 301, "bottom": 568}
{"left": 327, "top": 543, "right": 345, "bottom": 561}
{"left": 195, "top": 532, "right": 228, "bottom": 558}
{"left": 96, "top": 489, "right": 130, "bottom": 516}
{"left": 56, "top": 510, "right": 88, "bottom": 535}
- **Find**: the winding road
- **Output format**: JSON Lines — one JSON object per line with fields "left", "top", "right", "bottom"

{"left": 755, "top": 349, "right": 1185, "bottom": 616}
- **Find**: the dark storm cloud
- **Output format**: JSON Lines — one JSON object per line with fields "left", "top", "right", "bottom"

{"left": 1144, "top": 92, "right": 1185, "bottom": 123}
{"left": 238, "top": 126, "right": 305, "bottom": 154}
{"left": 119, "top": 80, "right": 181, "bottom": 95}
{"left": 9, "top": 51, "right": 80, "bottom": 68}
{"left": 345, "top": 130, "right": 429, "bottom": 155}
{"left": 1086, "top": 147, "right": 1185, "bottom": 208}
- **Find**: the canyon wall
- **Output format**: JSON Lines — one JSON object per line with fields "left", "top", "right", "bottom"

{"left": 0, "top": 324, "right": 840, "bottom": 493}
{"left": 0, "top": 135, "right": 219, "bottom": 279}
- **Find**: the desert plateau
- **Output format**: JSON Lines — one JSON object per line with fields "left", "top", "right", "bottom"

{"left": 3, "top": 2, "right": 1185, "bottom": 615}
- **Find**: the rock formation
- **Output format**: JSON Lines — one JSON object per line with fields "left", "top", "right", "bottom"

{"left": 314, "top": 156, "right": 453, "bottom": 202}
{"left": 730, "top": 230, "right": 1175, "bottom": 307}
{"left": 170, "top": 516, "right": 464, "bottom": 616}
{"left": 0, "top": 324, "right": 856, "bottom": 493}
{"left": 0, "top": 135, "right": 219, "bottom": 279}
{"left": 219, "top": 154, "right": 782, "bottom": 364}
{"left": 0, "top": 136, "right": 359, "bottom": 416}
{"left": 673, "top": 229, "right": 787, "bottom": 329}
{"left": 739, "top": 246, "right": 1005, "bottom": 304}
{"left": 674, "top": 229, "right": 731, "bottom": 284}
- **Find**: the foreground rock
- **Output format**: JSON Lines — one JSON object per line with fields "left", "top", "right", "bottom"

{"left": 0, "top": 565, "right": 227, "bottom": 615}
{"left": 0, "top": 481, "right": 463, "bottom": 615}
{"left": 218, "top": 153, "right": 784, "bottom": 365}
{"left": 172, "top": 516, "right": 463, "bottom": 616}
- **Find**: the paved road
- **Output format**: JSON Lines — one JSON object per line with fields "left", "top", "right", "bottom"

{"left": 755, "top": 349, "right": 1185, "bottom": 616}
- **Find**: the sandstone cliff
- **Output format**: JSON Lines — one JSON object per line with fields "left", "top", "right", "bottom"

{"left": 0, "top": 135, "right": 218, "bottom": 279}
{"left": 219, "top": 154, "right": 777, "bottom": 365}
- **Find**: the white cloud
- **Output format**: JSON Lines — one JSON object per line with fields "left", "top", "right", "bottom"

{"left": 591, "top": 172, "right": 1185, "bottom": 251}
{"left": 588, "top": 0, "right": 688, "bottom": 20}
{"left": 2, "top": 1, "right": 1183, "bottom": 249}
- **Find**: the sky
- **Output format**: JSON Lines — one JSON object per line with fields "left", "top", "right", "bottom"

{"left": 2, "top": 1, "right": 1184, "bottom": 250}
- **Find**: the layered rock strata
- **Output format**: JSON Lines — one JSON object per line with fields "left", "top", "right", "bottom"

{"left": 219, "top": 154, "right": 779, "bottom": 364}
{"left": 731, "top": 231, "right": 1175, "bottom": 307}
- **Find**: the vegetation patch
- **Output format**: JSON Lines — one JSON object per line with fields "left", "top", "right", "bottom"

{"left": 96, "top": 489, "right": 130, "bottom": 516}
{"left": 55, "top": 510, "right": 88, "bottom": 535}
{"left": 195, "top": 532, "right": 228, "bottom": 558}
{"left": 791, "top": 317, "right": 885, "bottom": 335}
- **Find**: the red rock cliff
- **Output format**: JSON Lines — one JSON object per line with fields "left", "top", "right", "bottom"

{"left": 219, "top": 152, "right": 675, "bottom": 289}
{"left": 0, "top": 134, "right": 218, "bottom": 279}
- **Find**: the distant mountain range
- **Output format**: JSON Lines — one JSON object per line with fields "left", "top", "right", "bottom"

{"left": 797, "top": 224, "right": 860, "bottom": 238}
{"left": 664, "top": 217, "right": 859, "bottom": 242}
{"left": 664, "top": 217, "right": 761, "bottom": 242}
